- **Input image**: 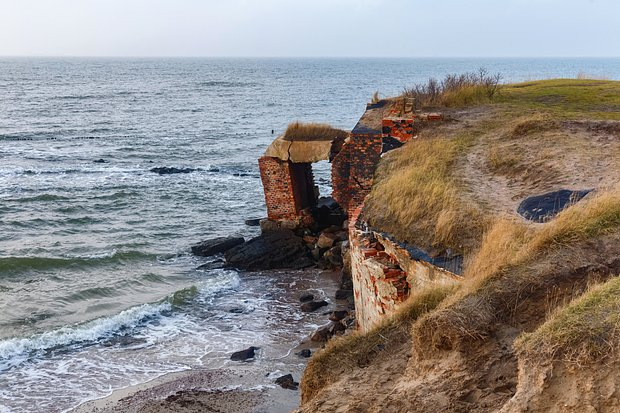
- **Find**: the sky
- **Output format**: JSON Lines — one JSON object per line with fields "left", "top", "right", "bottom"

{"left": 0, "top": 0, "right": 619, "bottom": 57}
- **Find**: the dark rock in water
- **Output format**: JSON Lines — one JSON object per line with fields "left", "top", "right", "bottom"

{"left": 335, "top": 289, "right": 353, "bottom": 300}
{"left": 196, "top": 259, "right": 227, "bottom": 271}
{"left": 296, "top": 349, "right": 312, "bottom": 358}
{"left": 517, "top": 189, "right": 592, "bottom": 223}
{"left": 103, "top": 334, "right": 147, "bottom": 347}
{"left": 299, "top": 292, "right": 315, "bottom": 302}
{"left": 224, "top": 230, "right": 314, "bottom": 271}
{"left": 150, "top": 166, "right": 200, "bottom": 175}
{"left": 301, "top": 300, "right": 328, "bottom": 313}
{"left": 244, "top": 218, "right": 262, "bottom": 227}
{"left": 191, "top": 237, "right": 245, "bottom": 257}
{"left": 275, "top": 374, "right": 298, "bottom": 390}
{"left": 93, "top": 158, "right": 108, "bottom": 164}
{"left": 230, "top": 346, "right": 259, "bottom": 361}
{"left": 329, "top": 309, "right": 349, "bottom": 322}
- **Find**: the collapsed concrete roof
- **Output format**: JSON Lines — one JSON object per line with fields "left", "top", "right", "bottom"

{"left": 264, "top": 122, "right": 349, "bottom": 163}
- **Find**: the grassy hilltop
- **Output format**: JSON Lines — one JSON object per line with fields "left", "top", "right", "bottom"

{"left": 298, "top": 78, "right": 620, "bottom": 413}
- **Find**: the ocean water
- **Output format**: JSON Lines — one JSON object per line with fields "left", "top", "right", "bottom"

{"left": 0, "top": 57, "right": 618, "bottom": 412}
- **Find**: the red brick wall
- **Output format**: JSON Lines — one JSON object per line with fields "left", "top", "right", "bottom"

{"left": 258, "top": 156, "right": 299, "bottom": 220}
{"left": 382, "top": 117, "right": 416, "bottom": 143}
{"left": 332, "top": 133, "right": 382, "bottom": 216}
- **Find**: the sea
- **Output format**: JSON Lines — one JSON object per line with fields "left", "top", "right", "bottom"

{"left": 0, "top": 57, "right": 618, "bottom": 412}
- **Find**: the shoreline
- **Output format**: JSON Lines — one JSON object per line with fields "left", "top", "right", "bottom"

{"left": 71, "top": 268, "right": 345, "bottom": 413}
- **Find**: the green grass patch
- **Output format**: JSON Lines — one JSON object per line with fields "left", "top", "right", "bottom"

{"left": 516, "top": 275, "right": 620, "bottom": 363}
{"left": 498, "top": 79, "right": 620, "bottom": 120}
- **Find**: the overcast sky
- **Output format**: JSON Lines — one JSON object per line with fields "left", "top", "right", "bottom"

{"left": 1, "top": 0, "right": 619, "bottom": 57}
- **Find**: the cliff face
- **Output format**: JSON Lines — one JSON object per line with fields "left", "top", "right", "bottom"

{"left": 298, "top": 79, "right": 620, "bottom": 412}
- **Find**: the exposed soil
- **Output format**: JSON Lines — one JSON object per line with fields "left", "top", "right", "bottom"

{"left": 297, "top": 232, "right": 620, "bottom": 413}
{"left": 459, "top": 115, "right": 620, "bottom": 219}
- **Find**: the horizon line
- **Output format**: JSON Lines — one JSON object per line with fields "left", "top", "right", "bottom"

{"left": 1, "top": 55, "right": 619, "bottom": 59}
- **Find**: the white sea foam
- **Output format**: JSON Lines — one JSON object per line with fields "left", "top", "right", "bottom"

{"left": 0, "top": 301, "right": 171, "bottom": 370}
{"left": 0, "top": 269, "right": 241, "bottom": 373}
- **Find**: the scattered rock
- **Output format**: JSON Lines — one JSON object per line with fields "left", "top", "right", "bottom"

{"left": 335, "top": 289, "right": 353, "bottom": 300}
{"left": 224, "top": 230, "right": 314, "bottom": 271}
{"left": 191, "top": 237, "right": 245, "bottom": 257}
{"left": 301, "top": 300, "right": 328, "bottom": 313}
{"left": 316, "top": 197, "right": 347, "bottom": 228}
{"left": 103, "top": 334, "right": 147, "bottom": 347}
{"left": 299, "top": 292, "right": 315, "bottom": 302}
{"left": 310, "top": 326, "right": 332, "bottom": 342}
{"left": 196, "top": 259, "right": 226, "bottom": 271}
{"left": 329, "top": 321, "right": 346, "bottom": 336}
{"left": 93, "top": 158, "right": 108, "bottom": 163}
{"left": 324, "top": 246, "right": 343, "bottom": 267}
{"left": 150, "top": 166, "right": 200, "bottom": 175}
{"left": 244, "top": 218, "right": 262, "bottom": 227}
{"left": 317, "top": 232, "right": 337, "bottom": 249}
{"left": 334, "top": 231, "right": 349, "bottom": 242}
{"left": 259, "top": 218, "right": 298, "bottom": 232}
{"left": 230, "top": 346, "right": 259, "bottom": 361}
{"left": 310, "top": 247, "right": 321, "bottom": 261}
{"left": 329, "top": 309, "right": 349, "bottom": 322}
{"left": 302, "top": 235, "right": 318, "bottom": 245}
{"left": 275, "top": 374, "right": 299, "bottom": 390}
{"left": 296, "top": 349, "right": 312, "bottom": 358}
{"left": 517, "top": 189, "right": 592, "bottom": 222}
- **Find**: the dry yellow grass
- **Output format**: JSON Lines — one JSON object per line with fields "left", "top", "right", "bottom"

{"left": 301, "top": 285, "right": 455, "bottom": 403}
{"left": 411, "top": 185, "right": 620, "bottom": 354}
{"left": 464, "top": 185, "right": 620, "bottom": 291}
{"left": 364, "top": 133, "right": 485, "bottom": 253}
{"left": 283, "top": 121, "right": 348, "bottom": 142}
{"left": 516, "top": 275, "right": 620, "bottom": 364}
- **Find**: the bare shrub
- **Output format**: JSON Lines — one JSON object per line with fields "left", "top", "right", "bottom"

{"left": 403, "top": 68, "right": 502, "bottom": 109}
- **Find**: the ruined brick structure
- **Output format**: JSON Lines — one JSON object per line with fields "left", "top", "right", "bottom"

{"left": 258, "top": 99, "right": 454, "bottom": 332}
{"left": 258, "top": 156, "right": 316, "bottom": 220}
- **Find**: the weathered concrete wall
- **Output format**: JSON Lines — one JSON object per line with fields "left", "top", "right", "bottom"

{"left": 350, "top": 224, "right": 461, "bottom": 333}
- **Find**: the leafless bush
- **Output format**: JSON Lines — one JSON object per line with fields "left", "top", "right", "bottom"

{"left": 403, "top": 68, "right": 502, "bottom": 109}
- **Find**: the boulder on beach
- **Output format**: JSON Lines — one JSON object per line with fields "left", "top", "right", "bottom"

{"left": 275, "top": 374, "right": 299, "bottom": 390}
{"left": 299, "top": 292, "right": 315, "bottom": 302}
{"left": 191, "top": 236, "right": 245, "bottom": 257}
{"left": 224, "top": 230, "right": 314, "bottom": 271}
{"left": 329, "top": 309, "right": 349, "bottom": 322}
{"left": 230, "top": 346, "right": 259, "bottom": 361}
{"left": 296, "top": 349, "right": 312, "bottom": 358}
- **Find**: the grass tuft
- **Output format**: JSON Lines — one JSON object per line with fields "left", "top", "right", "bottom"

{"left": 283, "top": 122, "right": 348, "bottom": 142}
{"left": 516, "top": 275, "right": 620, "bottom": 364}
{"left": 364, "top": 133, "right": 485, "bottom": 254}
